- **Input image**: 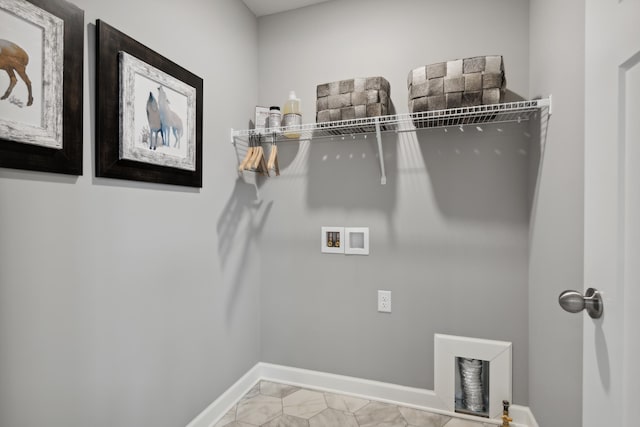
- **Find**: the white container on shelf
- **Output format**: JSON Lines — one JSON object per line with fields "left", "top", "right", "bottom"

{"left": 268, "top": 106, "right": 281, "bottom": 133}
{"left": 282, "top": 90, "right": 301, "bottom": 139}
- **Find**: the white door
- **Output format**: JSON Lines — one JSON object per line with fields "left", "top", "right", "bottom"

{"left": 584, "top": 0, "right": 640, "bottom": 426}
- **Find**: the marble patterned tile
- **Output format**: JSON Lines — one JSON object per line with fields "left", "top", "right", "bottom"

{"left": 398, "top": 406, "right": 451, "bottom": 427}
{"left": 261, "top": 414, "right": 310, "bottom": 427}
{"left": 443, "top": 417, "right": 486, "bottom": 427}
{"left": 236, "top": 394, "right": 282, "bottom": 425}
{"left": 214, "top": 405, "right": 237, "bottom": 427}
{"left": 309, "top": 408, "right": 359, "bottom": 427}
{"left": 324, "top": 392, "right": 369, "bottom": 413}
{"left": 283, "top": 389, "right": 328, "bottom": 419}
{"left": 230, "top": 382, "right": 503, "bottom": 427}
{"left": 241, "top": 382, "right": 262, "bottom": 402}
{"left": 355, "top": 401, "right": 408, "bottom": 427}
{"left": 260, "top": 381, "right": 300, "bottom": 398}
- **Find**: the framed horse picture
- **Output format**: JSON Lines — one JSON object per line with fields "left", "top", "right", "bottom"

{"left": 95, "top": 20, "right": 203, "bottom": 187}
{"left": 0, "top": 0, "right": 83, "bottom": 175}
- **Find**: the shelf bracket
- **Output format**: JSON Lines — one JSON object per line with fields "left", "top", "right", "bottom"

{"left": 374, "top": 118, "right": 387, "bottom": 185}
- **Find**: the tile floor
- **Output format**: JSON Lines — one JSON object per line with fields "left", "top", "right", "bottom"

{"left": 214, "top": 381, "right": 495, "bottom": 427}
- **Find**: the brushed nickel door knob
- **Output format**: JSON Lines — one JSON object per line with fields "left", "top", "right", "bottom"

{"left": 559, "top": 288, "right": 603, "bottom": 319}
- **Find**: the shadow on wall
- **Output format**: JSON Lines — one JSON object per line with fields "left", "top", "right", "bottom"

{"left": 418, "top": 122, "right": 534, "bottom": 225}
{"left": 527, "top": 112, "right": 551, "bottom": 226}
{"left": 303, "top": 116, "right": 541, "bottom": 226}
{"left": 306, "top": 132, "right": 398, "bottom": 214}
{"left": 217, "top": 178, "right": 272, "bottom": 321}
{"left": 306, "top": 98, "right": 398, "bottom": 214}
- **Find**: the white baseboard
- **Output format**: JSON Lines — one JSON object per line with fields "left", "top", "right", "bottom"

{"left": 259, "top": 362, "right": 442, "bottom": 409}
{"left": 185, "top": 362, "right": 539, "bottom": 427}
{"left": 185, "top": 363, "right": 261, "bottom": 427}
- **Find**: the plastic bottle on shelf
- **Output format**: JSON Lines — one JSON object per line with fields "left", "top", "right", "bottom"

{"left": 282, "top": 90, "right": 302, "bottom": 139}
{"left": 268, "top": 106, "right": 281, "bottom": 133}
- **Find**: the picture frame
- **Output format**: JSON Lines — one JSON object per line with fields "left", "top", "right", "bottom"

{"left": 96, "top": 20, "right": 203, "bottom": 187}
{"left": 0, "top": 0, "right": 83, "bottom": 175}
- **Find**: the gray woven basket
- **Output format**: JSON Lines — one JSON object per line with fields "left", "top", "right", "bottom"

{"left": 407, "top": 56, "right": 506, "bottom": 113}
{"left": 316, "top": 77, "right": 391, "bottom": 122}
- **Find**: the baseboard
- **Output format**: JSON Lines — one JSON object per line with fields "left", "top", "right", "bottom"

{"left": 185, "top": 362, "right": 539, "bottom": 427}
{"left": 184, "top": 363, "right": 261, "bottom": 427}
{"left": 259, "top": 362, "right": 443, "bottom": 410}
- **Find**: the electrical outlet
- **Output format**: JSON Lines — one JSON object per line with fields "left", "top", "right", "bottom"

{"left": 378, "top": 290, "right": 391, "bottom": 313}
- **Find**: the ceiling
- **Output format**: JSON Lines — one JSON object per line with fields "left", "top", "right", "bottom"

{"left": 241, "top": 0, "right": 333, "bottom": 17}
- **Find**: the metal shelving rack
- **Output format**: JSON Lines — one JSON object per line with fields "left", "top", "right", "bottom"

{"left": 231, "top": 97, "right": 552, "bottom": 185}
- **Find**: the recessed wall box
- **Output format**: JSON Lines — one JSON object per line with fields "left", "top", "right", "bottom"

{"left": 434, "top": 334, "right": 512, "bottom": 419}
{"left": 345, "top": 227, "right": 369, "bottom": 255}
{"left": 321, "top": 227, "right": 344, "bottom": 254}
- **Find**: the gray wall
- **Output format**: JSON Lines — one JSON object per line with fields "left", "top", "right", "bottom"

{"left": 257, "top": 0, "right": 532, "bottom": 404}
{"left": 528, "top": 0, "right": 584, "bottom": 426}
{"left": 0, "top": 1, "right": 260, "bottom": 426}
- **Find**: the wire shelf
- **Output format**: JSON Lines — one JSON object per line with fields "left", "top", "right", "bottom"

{"left": 231, "top": 97, "right": 551, "bottom": 185}
{"left": 231, "top": 98, "right": 551, "bottom": 143}
{"left": 404, "top": 99, "right": 548, "bottom": 130}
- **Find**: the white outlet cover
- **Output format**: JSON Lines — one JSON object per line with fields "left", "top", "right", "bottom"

{"left": 378, "top": 290, "right": 391, "bottom": 313}
{"left": 321, "top": 227, "right": 344, "bottom": 254}
{"left": 345, "top": 227, "right": 369, "bottom": 255}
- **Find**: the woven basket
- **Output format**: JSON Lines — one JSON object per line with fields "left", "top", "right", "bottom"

{"left": 407, "top": 56, "right": 506, "bottom": 113}
{"left": 316, "top": 77, "right": 390, "bottom": 122}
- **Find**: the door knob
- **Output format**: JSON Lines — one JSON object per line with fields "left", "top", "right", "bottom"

{"left": 558, "top": 288, "right": 603, "bottom": 319}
